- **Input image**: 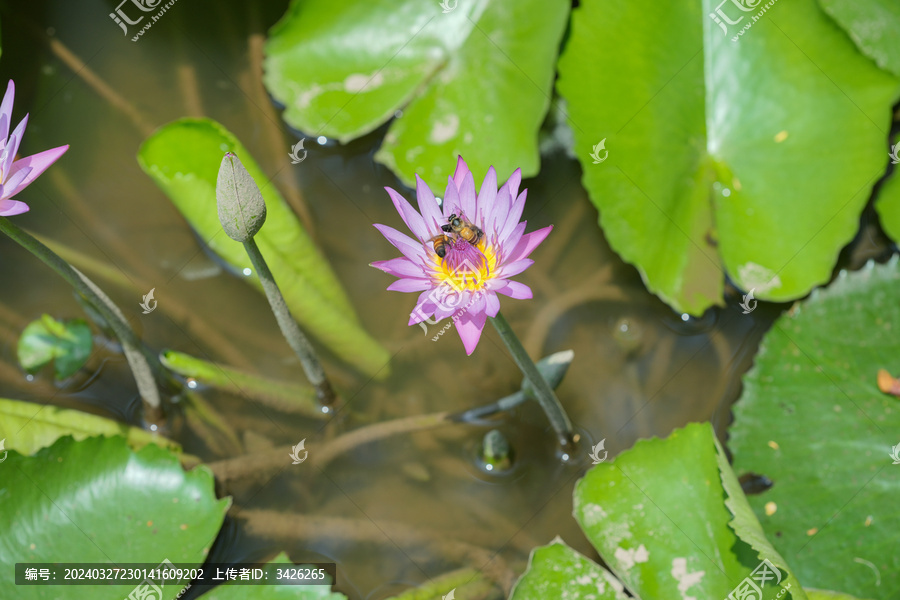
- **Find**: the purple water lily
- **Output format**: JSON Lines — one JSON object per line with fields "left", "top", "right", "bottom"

{"left": 371, "top": 157, "right": 551, "bottom": 355}
{"left": 0, "top": 80, "right": 69, "bottom": 217}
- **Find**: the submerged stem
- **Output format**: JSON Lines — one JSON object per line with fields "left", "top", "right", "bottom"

{"left": 489, "top": 311, "right": 577, "bottom": 455}
{"left": 242, "top": 237, "right": 336, "bottom": 406}
{"left": 0, "top": 217, "right": 163, "bottom": 424}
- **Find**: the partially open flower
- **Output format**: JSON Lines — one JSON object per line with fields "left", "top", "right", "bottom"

{"left": 0, "top": 80, "right": 69, "bottom": 217}
{"left": 371, "top": 157, "right": 551, "bottom": 355}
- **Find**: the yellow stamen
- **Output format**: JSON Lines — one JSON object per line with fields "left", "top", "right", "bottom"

{"left": 432, "top": 239, "right": 497, "bottom": 292}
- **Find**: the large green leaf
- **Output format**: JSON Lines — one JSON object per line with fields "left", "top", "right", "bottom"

{"left": 0, "top": 435, "right": 230, "bottom": 600}
{"left": 807, "top": 591, "right": 874, "bottom": 600}
{"left": 202, "top": 553, "right": 346, "bottom": 599}
{"left": 17, "top": 314, "right": 92, "bottom": 380}
{"left": 573, "top": 422, "right": 805, "bottom": 600}
{"left": 556, "top": 0, "right": 899, "bottom": 314}
{"left": 817, "top": 0, "right": 900, "bottom": 76}
{"left": 730, "top": 258, "right": 900, "bottom": 599}
{"left": 263, "top": 0, "right": 568, "bottom": 189}
{"left": 509, "top": 539, "right": 628, "bottom": 600}
{"left": 0, "top": 397, "right": 180, "bottom": 455}
{"left": 715, "top": 432, "right": 806, "bottom": 597}
{"left": 138, "top": 118, "right": 390, "bottom": 378}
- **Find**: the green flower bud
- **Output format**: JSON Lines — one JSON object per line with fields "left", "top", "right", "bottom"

{"left": 216, "top": 152, "right": 266, "bottom": 242}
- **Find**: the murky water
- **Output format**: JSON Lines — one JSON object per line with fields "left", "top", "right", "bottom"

{"left": 0, "top": 2, "right": 818, "bottom": 598}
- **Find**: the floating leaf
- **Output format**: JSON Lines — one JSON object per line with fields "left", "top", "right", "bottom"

{"left": 730, "top": 258, "right": 900, "bottom": 599}
{"left": 816, "top": 0, "right": 900, "bottom": 76}
{"left": 806, "top": 591, "right": 875, "bottom": 600}
{"left": 384, "top": 567, "right": 493, "bottom": 600}
{"left": 573, "top": 422, "right": 805, "bottom": 599}
{"left": 0, "top": 397, "right": 180, "bottom": 456}
{"left": 509, "top": 539, "right": 627, "bottom": 600}
{"left": 556, "top": 0, "right": 899, "bottom": 314}
{"left": 17, "top": 314, "right": 92, "bottom": 379}
{"left": 0, "top": 435, "right": 230, "bottom": 600}
{"left": 202, "top": 553, "right": 346, "bottom": 600}
{"left": 805, "top": 588, "right": 876, "bottom": 600}
{"left": 138, "top": 118, "right": 390, "bottom": 378}
{"left": 263, "top": 0, "right": 568, "bottom": 188}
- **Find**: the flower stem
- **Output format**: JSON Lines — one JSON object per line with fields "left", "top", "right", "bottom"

{"left": 0, "top": 217, "right": 164, "bottom": 424}
{"left": 242, "top": 237, "right": 336, "bottom": 406}
{"left": 489, "top": 311, "right": 577, "bottom": 455}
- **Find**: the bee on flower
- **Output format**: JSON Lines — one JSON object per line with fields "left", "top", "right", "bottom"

{"left": 371, "top": 157, "right": 551, "bottom": 355}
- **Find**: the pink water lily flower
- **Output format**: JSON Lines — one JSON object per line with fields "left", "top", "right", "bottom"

{"left": 0, "top": 80, "right": 69, "bottom": 217}
{"left": 371, "top": 157, "right": 551, "bottom": 355}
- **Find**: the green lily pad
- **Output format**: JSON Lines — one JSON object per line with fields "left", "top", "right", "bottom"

{"left": 0, "top": 397, "right": 180, "bottom": 456}
{"left": 263, "top": 0, "right": 568, "bottom": 189}
{"left": 573, "top": 422, "right": 805, "bottom": 600}
{"left": 0, "top": 435, "right": 230, "bottom": 600}
{"left": 807, "top": 590, "right": 875, "bottom": 600}
{"left": 509, "top": 539, "right": 628, "bottom": 600}
{"left": 716, "top": 431, "right": 805, "bottom": 597}
{"left": 384, "top": 567, "right": 493, "bottom": 600}
{"left": 730, "top": 258, "right": 900, "bottom": 599}
{"left": 138, "top": 118, "right": 390, "bottom": 379}
{"left": 556, "top": 0, "right": 900, "bottom": 315}
{"left": 202, "top": 553, "right": 346, "bottom": 599}
{"left": 816, "top": 0, "right": 900, "bottom": 76}
{"left": 18, "top": 314, "right": 92, "bottom": 379}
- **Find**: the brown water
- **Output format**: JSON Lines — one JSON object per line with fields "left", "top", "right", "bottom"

{"left": 0, "top": 2, "right": 817, "bottom": 598}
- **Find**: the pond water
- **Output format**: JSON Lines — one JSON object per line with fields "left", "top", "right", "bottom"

{"left": 0, "top": 1, "right": 872, "bottom": 598}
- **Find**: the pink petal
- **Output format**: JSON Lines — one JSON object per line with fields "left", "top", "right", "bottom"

{"left": 0, "top": 199, "right": 29, "bottom": 216}
{"left": 387, "top": 278, "right": 432, "bottom": 293}
{"left": 505, "top": 168, "right": 522, "bottom": 200}
{"left": 455, "top": 297, "right": 488, "bottom": 355}
{"left": 442, "top": 175, "right": 462, "bottom": 220}
{"left": 373, "top": 223, "right": 428, "bottom": 262}
{"left": 3, "top": 114, "right": 29, "bottom": 175}
{"left": 0, "top": 166, "right": 30, "bottom": 199}
{"left": 370, "top": 256, "right": 427, "bottom": 278}
{"left": 415, "top": 175, "right": 445, "bottom": 233}
{"left": 452, "top": 155, "right": 469, "bottom": 190}
{"left": 408, "top": 289, "right": 440, "bottom": 325}
{"left": 498, "top": 189, "right": 527, "bottom": 241}
{"left": 506, "top": 225, "right": 552, "bottom": 263}
{"left": 498, "top": 258, "right": 534, "bottom": 278}
{"left": 491, "top": 280, "right": 533, "bottom": 300}
{"left": 475, "top": 166, "right": 497, "bottom": 230}
{"left": 485, "top": 185, "right": 511, "bottom": 238}
{"left": 0, "top": 81, "right": 14, "bottom": 144}
{"left": 1, "top": 133, "right": 21, "bottom": 181}
{"left": 457, "top": 169, "right": 477, "bottom": 222}
{"left": 484, "top": 291, "right": 500, "bottom": 317}
{"left": 434, "top": 287, "right": 471, "bottom": 320}
{"left": 501, "top": 221, "right": 527, "bottom": 257}
{"left": 4, "top": 145, "right": 68, "bottom": 198}
{"left": 386, "top": 187, "right": 429, "bottom": 241}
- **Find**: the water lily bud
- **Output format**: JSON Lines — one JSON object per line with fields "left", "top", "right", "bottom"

{"left": 216, "top": 152, "right": 266, "bottom": 242}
